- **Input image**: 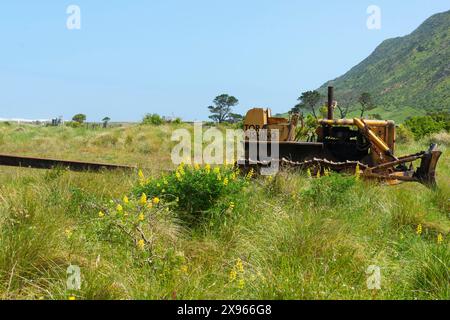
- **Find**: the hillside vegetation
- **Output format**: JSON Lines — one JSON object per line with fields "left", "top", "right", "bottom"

{"left": 0, "top": 123, "right": 448, "bottom": 300}
{"left": 319, "top": 10, "right": 450, "bottom": 121}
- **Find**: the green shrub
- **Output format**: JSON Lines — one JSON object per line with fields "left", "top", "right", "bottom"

{"left": 134, "top": 164, "right": 246, "bottom": 224}
{"left": 404, "top": 115, "right": 447, "bottom": 139}
{"left": 295, "top": 115, "right": 318, "bottom": 141}
{"left": 396, "top": 124, "right": 414, "bottom": 143}
{"left": 429, "top": 112, "right": 450, "bottom": 131}
{"left": 142, "top": 113, "right": 164, "bottom": 125}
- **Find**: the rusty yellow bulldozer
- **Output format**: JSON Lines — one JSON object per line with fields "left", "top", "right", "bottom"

{"left": 241, "top": 87, "right": 442, "bottom": 187}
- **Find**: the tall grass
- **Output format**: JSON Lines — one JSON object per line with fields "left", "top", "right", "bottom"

{"left": 0, "top": 123, "right": 448, "bottom": 300}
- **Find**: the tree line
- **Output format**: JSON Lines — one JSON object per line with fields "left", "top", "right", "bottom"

{"left": 206, "top": 90, "right": 377, "bottom": 124}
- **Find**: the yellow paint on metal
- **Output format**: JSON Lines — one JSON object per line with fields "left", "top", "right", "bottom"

{"left": 243, "top": 108, "right": 296, "bottom": 142}
{"left": 318, "top": 119, "right": 393, "bottom": 127}
{"left": 353, "top": 118, "right": 390, "bottom": 153}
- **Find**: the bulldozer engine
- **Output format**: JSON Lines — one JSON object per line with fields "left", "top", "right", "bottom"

{"left": 241, "top": 87, "right": 442, "bottom": 187}
{"left": 316, "top": 118, "right": 396, "bottom": 165}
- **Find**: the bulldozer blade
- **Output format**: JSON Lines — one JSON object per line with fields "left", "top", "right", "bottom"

{"left": 240, "top": 142, "right": 442, "bottom": 188}
{"left": 0, "top": 154, "right": 135, "bottom": 172}
{"left": 244, "top": 141, "right": 325, "bottom": 163}
{"left": 414, "top": 144, "right": 442, "bottom": 187}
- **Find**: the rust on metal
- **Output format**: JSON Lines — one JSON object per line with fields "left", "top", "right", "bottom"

{"left": 0, "top": 154, "right": 135, "bottom": 172}
{"left": 327, "top": 86, "right": 334, "bottom": 120}
{"left": 241, "top": 145, "right": 441, "bottom": 187}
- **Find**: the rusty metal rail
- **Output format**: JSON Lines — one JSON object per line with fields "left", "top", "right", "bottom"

{"left": 0, "top": 154, "right": 135, "bottom": 172}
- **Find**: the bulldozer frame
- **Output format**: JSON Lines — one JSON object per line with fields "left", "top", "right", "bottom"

{"left": 240, "top": 87, "right": 442, "bottom": 187}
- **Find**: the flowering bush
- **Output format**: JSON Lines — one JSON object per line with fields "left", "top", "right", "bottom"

{"left": 95, "top": 193, "right": 180, "bottom": 266}
{"left": 134, "top": 164, "right": 247, "bottom": 224}
{"left": 91, "top": 191, "right": 195, "bottom": 287}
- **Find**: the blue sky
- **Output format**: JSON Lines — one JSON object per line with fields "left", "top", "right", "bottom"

{"left": 0, "top": 1, "right": 448, "bottom": 121}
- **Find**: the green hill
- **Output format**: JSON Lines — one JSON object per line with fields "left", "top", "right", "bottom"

{"left": 319, "top": 10, "right": 450, "bottom": 122}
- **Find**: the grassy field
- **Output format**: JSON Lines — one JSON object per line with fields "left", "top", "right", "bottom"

{"left": 0, "top": 123, "right": 448, "bottom": 300}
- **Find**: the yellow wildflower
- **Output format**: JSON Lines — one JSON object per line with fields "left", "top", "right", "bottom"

{"left": 176, "top": 171, "right": 183, "bottom": 181}
{"left": 223, "top": 177, "right": 229, "bottom": 186}
{"left": 205, "top": 164, "right": 211, "bottom": 173}
{"left": 98, "top": 211, "right": 105, "bottom": 218}
{"left": 355, "top": 164, "right": 361, "bottom": 180}
{"left": 177, "top": 163, "right": 185, "bottom": 176}
{"left": 68, "top": 296, "right": 76, "bottom": 300}
{"left": 64, "top": 228, "right": 73, "bottom": 239}
{"left": 416, "top": 224, "right": 423, "bottom": 236}
{"left": 246, "top": 168, "right": 255, "bottom": 180}
{"left": 138, "top": 169, "right": 145, "bottom": 182}
{"left": 180, "top": 265, "right": 188, "bottom": 274}
{"left": 147, "top": 202, "right": 153, "bottom": 209}
{"left": 194, "top": 163, "right": 200, "bottom": 171}
{"left": 236, "top": 258, "right": 244, "bottom": 273}
{"left": 306, "top": 168, "right": 312, "bottom": 178}
{"left": 229, "top": 202, "right": 235, "bottom": 211}
{"left": 437, "top": 233, "right": 444, "bottom": 245}
{"left": 116, "top": 204, "right": 123, "bottom": 212}
{"left": 140, "top": 193, "right": 147, "bottom": 205}
{"left": 217, "top": 173, "right": 222, "bottom": 181}
{"left": 123, "top": 196, "right": 129, "bottom": 204}
{"left": 137, "top": 239, "right": 145, "bottom": 250}
{"left": 138, "top": 213, "right": 145, "bottom": 221}
{"left": 152, "top": 197, "right": 160, "bottom": 205}
{"left": 238, "top": 279, "right": 245, "bottom": 289}
{"left": 316, "top": 170, "right": 321, "bottom": 178}
{"left": 229, "top": 269, "right": 237, "bottom": 281}
{"left": 214, "top": 167, "right": 221, "bottom": 174}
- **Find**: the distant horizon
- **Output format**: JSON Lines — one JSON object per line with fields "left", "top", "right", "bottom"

{"left": 1, "top": 1, "right": 449, "bottom": 122}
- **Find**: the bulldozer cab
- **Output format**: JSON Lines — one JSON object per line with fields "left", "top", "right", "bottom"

{"left": 243, "top": 108, "right": 298, "bottom": 142}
